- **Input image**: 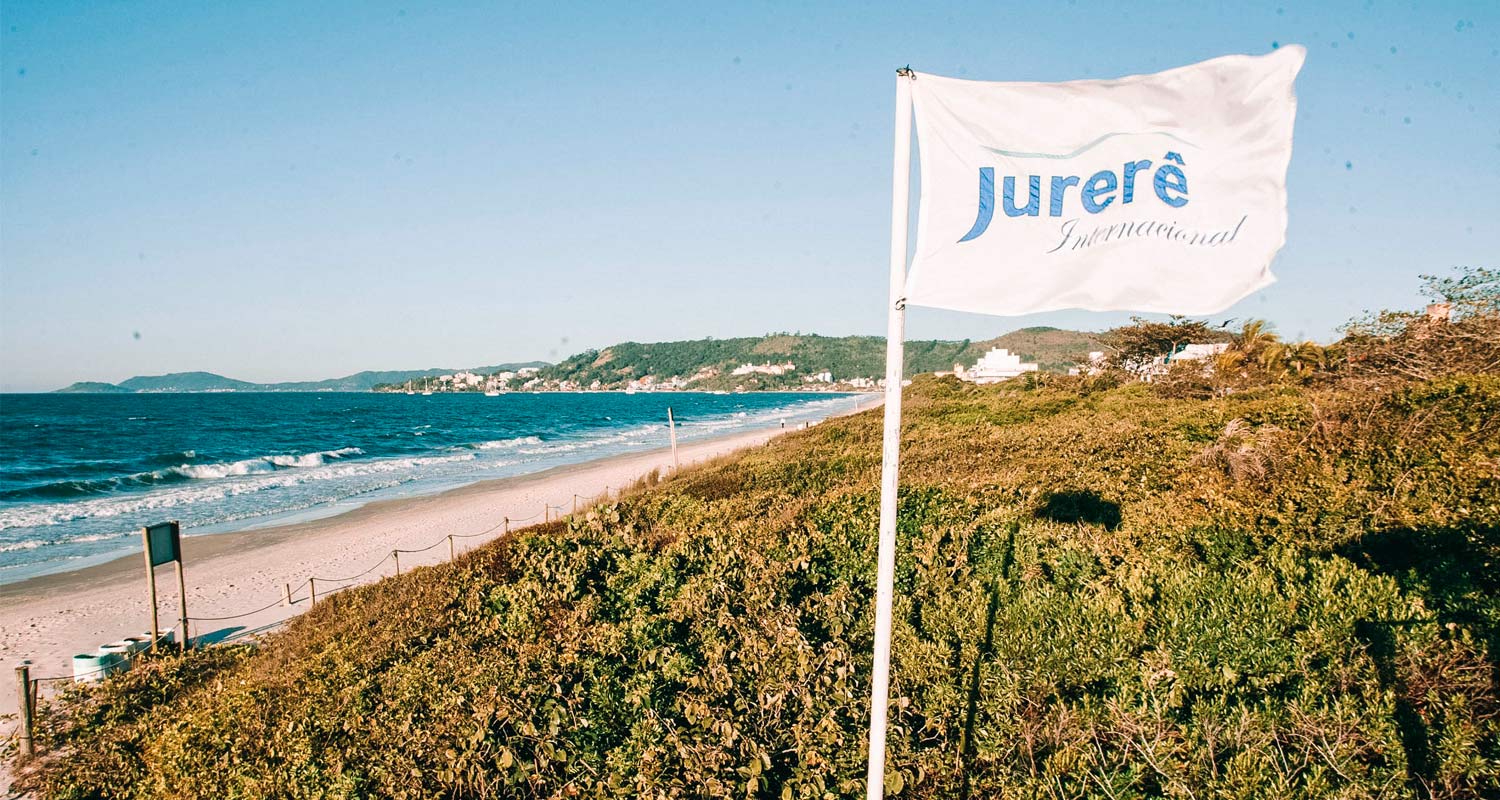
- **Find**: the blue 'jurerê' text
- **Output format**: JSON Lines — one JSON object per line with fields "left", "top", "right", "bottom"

{"left": 959, "top": 152, "right": 1189, "bottom": 242}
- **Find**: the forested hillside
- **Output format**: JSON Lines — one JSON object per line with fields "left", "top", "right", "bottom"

{"left": 535, "top": 328, "right": 1103, "bottom": 390}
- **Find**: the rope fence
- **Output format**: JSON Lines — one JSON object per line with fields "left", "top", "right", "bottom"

{"left": 11, "top": 486, "right": 627, "bottom": 756}
{"left": 36, "top": 486, "right": 621, "bottom": 666}
{"left": 13, "top": 411, "right": 807, "bottom": 754}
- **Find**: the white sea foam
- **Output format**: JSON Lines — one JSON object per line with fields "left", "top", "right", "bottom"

{"left": 0, "top": 531, "right": 131, "bottom": 553}
{"left": 170, "top": 447, "right": 363, "bottom": 479}
{"left": 517, "top": 424, "right": 662, "bottom": 455}
{"left": 0, "top": 452, "right": 469, "bottom": 530}
{"left": 473, "top": 436, "right": 543, "bottom": 450}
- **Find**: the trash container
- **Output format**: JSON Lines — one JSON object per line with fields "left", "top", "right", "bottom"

{"left": 97, "top": 641, "right": 135, "bottom": 670}
{"left": 72, "top": 652, "right": 121, "bottom": 683}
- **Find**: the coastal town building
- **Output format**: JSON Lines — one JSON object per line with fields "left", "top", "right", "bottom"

{"left": 731, "top": 361, "right": 797, "bottom": 377}
{"left": 957, "top": 348, "right": 1040, "bottom": 384}
{"left": 1140, "top": 342, "right": 1231, "bottom": 381}
{"left": 1068, "top": 351, "right": 1108, "bottom": 376}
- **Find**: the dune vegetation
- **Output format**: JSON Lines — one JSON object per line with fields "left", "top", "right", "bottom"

{"left": 11, "top": 271, "right": 1499, "bottom": 799}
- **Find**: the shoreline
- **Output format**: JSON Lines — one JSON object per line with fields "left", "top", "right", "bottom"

{"left": 0, "top": 453, "right": 646, "bottom": 602}
{"left": 0, "top": 400, "right": 877, "bottom": 723}
{"left": 1, "top": 390, "right": 867, "bottom": 586}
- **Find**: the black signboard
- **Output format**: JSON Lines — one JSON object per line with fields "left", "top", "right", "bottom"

{"left": 144, "top": 522, "right": 181, "bottom": 567}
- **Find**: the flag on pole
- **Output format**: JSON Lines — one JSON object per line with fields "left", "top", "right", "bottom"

{"left": 864, "top": 52, "right": 1304, "bottom": 799}
{"left": 904, "top": 48, "right": 1305, "bottom": 316}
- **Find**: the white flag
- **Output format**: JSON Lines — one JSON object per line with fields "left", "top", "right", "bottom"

{"left": 904, "top": 48, "right": 1305, "bottom": 316}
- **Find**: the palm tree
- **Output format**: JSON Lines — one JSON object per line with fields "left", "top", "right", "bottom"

{"left": 1233, "top": 319, "right": 1280, "bottom": 357}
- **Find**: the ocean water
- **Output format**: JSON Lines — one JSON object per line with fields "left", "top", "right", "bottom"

{"left": 0, "top": 392, "right": 861, "bottom": 583}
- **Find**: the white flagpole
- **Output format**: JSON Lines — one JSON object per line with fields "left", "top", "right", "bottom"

{"left": 866, "top": 66, "right": 914, "bottom": 800}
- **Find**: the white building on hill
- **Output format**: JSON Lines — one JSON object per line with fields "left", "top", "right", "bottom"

{"left": 957, "top": 348, "right": 1039, "bottom": 384}
{"left": 1069, "top": 351, "right": 1108, "bottom": 376}
{"left": 731, "top": 362, "right": 795, "bottom": 377}
{"left": 1141, "top": 342, "right": 1231, "bottom": 381}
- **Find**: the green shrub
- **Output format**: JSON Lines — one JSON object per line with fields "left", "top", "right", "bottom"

{"left": 13, "top": 374, "right": 1499, "bottom": 799}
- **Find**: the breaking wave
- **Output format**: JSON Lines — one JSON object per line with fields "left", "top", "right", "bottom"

{"left": 0, "top": 448, "right": 366, "bottom": 501}
{"left": 170, "top": 447, "right": 364, "bottom": 479}
{"left": 0, "top": 451, "right": 464, "bottom": 530}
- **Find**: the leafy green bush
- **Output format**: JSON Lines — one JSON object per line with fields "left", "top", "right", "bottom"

{"left": 12, "top": 372, "right": 1498, "bottom": 798}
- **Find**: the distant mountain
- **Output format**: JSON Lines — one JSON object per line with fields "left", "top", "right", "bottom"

{"left": 53, "top": 381, "right": 135, "bottom": 394}
{"left": 52, "top": 363, "right": 551, "bottom": 394}
{"left": 118, "top": 372, "right": 261, "bottom": 393}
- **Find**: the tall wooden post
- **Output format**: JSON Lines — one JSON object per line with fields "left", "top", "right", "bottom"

{"left": 174, "top": 560, "right": 190, "bottom": 649}
{"left": 448, "top": 535, "right": 455, "bottom": 561}
{"left": 283, "top": 583, "right": 292, "bottom": 607}
{"left": 141, "top": 528, "right": 160, "bottom": 653}
{"left": 504, "top": 517, "right": 509, "bottom": 534}
{"left": 667, "top": 407, "right": 679, "bottom": 473}
{"left": 309, "top": 577, "right": 318, "bottom": 607}
{"left": 15, "top": 663, "right": 34, "bottom": 757}
{"left": 393, "top": 551, "right": 400, "bottom": 575}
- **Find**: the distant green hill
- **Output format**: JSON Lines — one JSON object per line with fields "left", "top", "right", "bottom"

{"left": 985, "top": 326, "right": 1110, "bottom": 372}
{"left": 52, "top": 381, "right": 134, "bottom": 394}
{"left": 117, "top": 372, "right": 261, "bottom": 392}
{"left": 535, "top": 328, "right": 1103, "bottom": 389}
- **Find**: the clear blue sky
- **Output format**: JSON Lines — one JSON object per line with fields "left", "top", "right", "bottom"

{"left": 2, "top": 1, "right": 1496, "bottom": 392}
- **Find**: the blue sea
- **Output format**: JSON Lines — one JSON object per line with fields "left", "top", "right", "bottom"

{"left": 0, "top": 392, "right": 859, "bottom": 583}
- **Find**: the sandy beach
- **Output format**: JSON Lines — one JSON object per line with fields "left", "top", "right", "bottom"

{"left": 0, "top": 412, "right": 865, "bottom": 725}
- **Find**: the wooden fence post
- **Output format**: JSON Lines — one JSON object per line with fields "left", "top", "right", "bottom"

{"left": 142, "top": 528, "right": 160, "bottom": 652}
{"left": 393, "top": 551, "right": 400, "bottom": 576}
{"left": 668, "top": 407, "right": 679, "bottom": 473}
{"left": 309, "top": 578, "right": 318, "bottom": 607}
{"left": 174, "top": 559, "right": 190, "bottom": 650}
{"left": 282, "top": 583, "right": 292, "bottom": 607}
{"left": 504, "top": 516, "right": 509, "bottom": 534}
{"left": 448, "top": 535, "right": 455, "bottom": 561}
{"left": 15, "top": 663, "right": 34, "bottom": 757}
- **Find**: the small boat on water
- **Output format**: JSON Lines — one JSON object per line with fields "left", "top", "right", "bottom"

{"left": 485, "top": 390, "right": 500, "bottom": 397}
{"left": 404, "top": 380, "right": 414, "bottom": 396}
{"left": 421, "top": 378, "right": 433, "bottom": 396}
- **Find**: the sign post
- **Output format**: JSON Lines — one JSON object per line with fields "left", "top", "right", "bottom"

{"left": 141, "top": 521, "right": 185, "bottom": 651}
{"left": 667, "top": 407, "right": 679, "bottom": 473}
